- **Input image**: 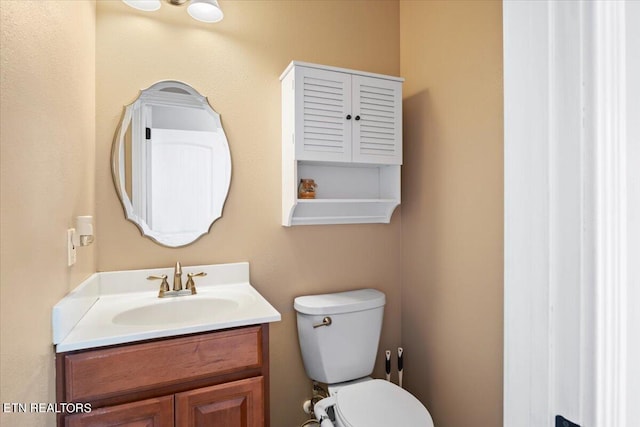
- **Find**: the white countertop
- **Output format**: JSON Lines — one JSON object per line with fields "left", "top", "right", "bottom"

{"left": 52, "top": 262, "right": 281, "bottom": 353}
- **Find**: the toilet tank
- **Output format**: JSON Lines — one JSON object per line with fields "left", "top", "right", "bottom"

{"left": 294, "top": 289, "right": 385, "bottom": 384}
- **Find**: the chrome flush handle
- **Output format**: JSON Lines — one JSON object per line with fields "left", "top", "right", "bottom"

{"left": 313, "top": 317, "right": 332, "bottom": 328}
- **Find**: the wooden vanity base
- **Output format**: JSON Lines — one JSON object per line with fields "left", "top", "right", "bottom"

{"left": 56, "top": 324, "right": 270, "bottom": 427}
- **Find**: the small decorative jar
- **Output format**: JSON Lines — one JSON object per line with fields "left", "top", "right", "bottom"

{"left": 298, "top": 179, "right": 318, "bottom": 199}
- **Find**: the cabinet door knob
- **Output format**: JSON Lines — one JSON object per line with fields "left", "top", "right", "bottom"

{"left": 355, "top": 115, "right": 361, "bottom": 121}
{"left": 346, "top": 114, "right": 352, "bottom": 120}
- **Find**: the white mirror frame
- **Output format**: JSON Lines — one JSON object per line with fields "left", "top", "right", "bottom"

{"left": 111, "top": 80, "right": 231, "bottom": 247}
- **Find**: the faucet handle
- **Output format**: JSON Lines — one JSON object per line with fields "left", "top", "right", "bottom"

{"left": 148, "top": 274, "right": 170, "bottom": 298}
{"left": 185, "top": 272, "right": 207, "bottom": 295}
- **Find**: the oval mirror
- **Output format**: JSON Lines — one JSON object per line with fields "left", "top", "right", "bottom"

{"left": 111, "top": 81, "right": 231, "bottom": 247}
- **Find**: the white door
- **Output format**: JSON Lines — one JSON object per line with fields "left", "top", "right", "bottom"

{"left": 295, "top": 66, "right": 352, "bottom": 162}
{"left": 504, "top": 1, "right": 638, "bottom": 426}
{"left": 147, "top": 128, "right": 217, "bottom": 242}
{"left": 352, "top": 75, "right": 402, "bottom": 165}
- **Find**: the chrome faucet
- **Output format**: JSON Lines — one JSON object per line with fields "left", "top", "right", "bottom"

{"left": 173, "top": 261, "right": 183, "bottom": 291}
{"left": 147, "top": 262, "right": 207, "bottom": 298}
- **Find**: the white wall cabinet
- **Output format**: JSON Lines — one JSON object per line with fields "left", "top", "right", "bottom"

{"left": 281, "top": 61, "right": 403, "bottom": 226}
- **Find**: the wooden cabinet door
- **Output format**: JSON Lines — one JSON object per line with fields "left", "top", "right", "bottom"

{"left": 175, "top": 376, "right": 264, "bottom": 427}
{"left": 352, "top": 74, "right": 403, "bottom": 165}
{"left": 65, "top": 396, "right": 173, "bottom": 427}
{"left": 294, "top": 66, "right": 352, "bottom": 163}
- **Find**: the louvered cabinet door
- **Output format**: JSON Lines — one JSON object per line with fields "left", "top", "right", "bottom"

{"left": 295, "top": 67, "right": 352, "bottom": 162}
{"left": 352, "top": 75, "right": 403, "bottom": 165}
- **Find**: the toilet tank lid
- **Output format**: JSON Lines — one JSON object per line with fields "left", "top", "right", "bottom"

{"left": 294, "top": 289, "right": 385, "bottom": 315}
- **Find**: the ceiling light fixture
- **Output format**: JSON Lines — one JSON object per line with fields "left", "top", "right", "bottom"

{"left": 122, "top": 0, "right": 224, "bottom": 23}
{"left": 187, "top": 0, "right": 224, "bottom": 23}
{"left": 122, "top": 0, "right": 161, "bottom": 12}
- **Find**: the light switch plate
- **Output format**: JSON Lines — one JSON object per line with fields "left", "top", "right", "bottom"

{"left": 67, "top": 228, "right": 76, "bottom": 266}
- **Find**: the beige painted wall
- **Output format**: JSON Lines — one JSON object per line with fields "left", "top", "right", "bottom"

{"left": 0, "top": 1, "right": 96, "bottom": 425}
{"left": 0, "top": 1, "right": 505, "bottom": 426}
{"left": 96, "top": 1, "right": 401, "bottom": 426}
{"left": 399, "top": 1, "right": 504, "bottom": 426}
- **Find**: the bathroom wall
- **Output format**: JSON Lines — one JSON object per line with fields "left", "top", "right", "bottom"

{"left": 0, "top": 2, "right": 505, "bottom": 426}
{"left": 0, "top": 1, "right": 96, "bottom": 426}
{"left": 399, "top": 1, "right": 504, "bottom": 426}
{"left": 95, "top": 1, "right": 402, "bottom": 426}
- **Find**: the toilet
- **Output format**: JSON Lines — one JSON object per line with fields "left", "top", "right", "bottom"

{"left": 294, "top": 289, "right": 434, "bottom": 427}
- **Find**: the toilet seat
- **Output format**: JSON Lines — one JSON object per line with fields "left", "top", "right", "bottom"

{"left": 334, "top": 379, "right": 434, "bottom": 427}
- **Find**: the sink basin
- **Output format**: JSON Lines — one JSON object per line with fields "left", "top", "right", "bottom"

{"left": 112, "top": 297, "right": 240, "bottom": 326}
{"left": 53, "top": 262, "right": 282, "bottom": 353}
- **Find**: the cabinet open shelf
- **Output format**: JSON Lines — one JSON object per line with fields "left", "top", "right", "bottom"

{"left": 282, "top": 161, "right": 401, "bottom": 226}
{"left": 296, "top": 198, "right": 398, "bottom": 203}
{"left": 288, "top": 198, "right": 400, "bottom": 226}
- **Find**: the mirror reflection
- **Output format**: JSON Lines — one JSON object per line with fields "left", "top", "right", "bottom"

{"left": 112, "top": 81, "right": 231, "bottom": 247}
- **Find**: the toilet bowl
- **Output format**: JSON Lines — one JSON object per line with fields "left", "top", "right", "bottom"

{"left": 294, "top": 289, "right": 435, "bottom": 427}
{"left": 315, "top": 378, "right": 434, "bottom": 427}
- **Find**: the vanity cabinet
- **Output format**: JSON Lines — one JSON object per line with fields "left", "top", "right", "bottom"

{"left": 57, "top": 325, "right": 269, "bottom": 427}
{"left": 175, "top": 376, "right": 263, "bottom": 426}
{"left": 65, "top": 396, "right": 174, "bottom": 427}
{"left": 281, "top": 61, "right": 404, "bottom": 226}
